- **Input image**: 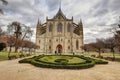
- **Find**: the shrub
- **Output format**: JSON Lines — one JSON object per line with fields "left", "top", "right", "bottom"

{"left": 54, "top": 59, "right": 68, "bottom": 65}
{"left": 91, "top": 55, "right": 96, "bottom": 57}
{"left": 19, "top": 58, "right": 32, "bottom": 63}
{"left": 115, "top": 58, "right": 120, "bottom": 62}
{"left": 8, "top": 55, "right": 18, "bottom": 60}
{"left": 19, "top": 55, "right": 108, "bottom": 69}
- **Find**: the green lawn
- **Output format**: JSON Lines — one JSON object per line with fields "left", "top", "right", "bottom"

{"left": 0, "top": 51, "right": 27, "bottom": 61}
{"left": 83, "top": 52, "right": 120, "bottom": 58}
{"left": 82, "top": 52, "right": 120, "bottom": 62}
{"left": 40, "top": 55, "right": 86, "bottom": 64}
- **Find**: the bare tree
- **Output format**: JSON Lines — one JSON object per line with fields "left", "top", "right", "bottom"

{"left": 0, "top": 27, "right": 5, "bottom": 37}
{"left": 81, "top": 44, "right": 92, "bottom": 53}
{"left": 114, "top": 30, "right": 120, "bottom": 53}
{"left": 7, "top": 22, "right": 22, "bottom": 52}
{"left": 104, "top": 37, "right": 116, "bottom": 59}
{"left": 7, "top": 21, "right": 33, "bottom": 52}
{"left": 90, "top": 39, "right": 105, "bottom": 57}
{"left": 22, "top": 40, "right": 38, "bottom": 54}
{"left": 7, "top": 36, "right": 15, "bottom": 58}
{"left": 0, "top": 0, "right": 8, "bottom": 14}
{"left": 110, "top": 17, "right": 120, "bottom": 54}
{"left": 21, "top": 27, "right": 33, "bottom": 52}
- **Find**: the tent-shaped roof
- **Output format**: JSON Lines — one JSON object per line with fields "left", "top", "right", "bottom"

{"left": 53, "top": 8, "right": 66, "bottom": 20}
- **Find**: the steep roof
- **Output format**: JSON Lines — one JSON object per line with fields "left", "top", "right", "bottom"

{"left": 53, "top": 8, "right": 66, "bottom": 20}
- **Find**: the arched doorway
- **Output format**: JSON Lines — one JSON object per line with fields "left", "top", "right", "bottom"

{"left": 56, "top": 44, "right": 62, "bottom": 54}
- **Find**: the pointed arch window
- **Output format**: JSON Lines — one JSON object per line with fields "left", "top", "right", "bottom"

{"left": 49, "top": 24, "right": 53, "bottom": 32}
{"left": 49, "top": 39, "right": 51, "bottom": 43}
{"left": 67, "top": 23, "right": 71, "bottom": 32}
{"left": 68, "top": 46, "right": 70, "bottom": 50}
{"left": 76, "top": 40, "right": 79, "bottom": 50}
{"left": 57, "top": 23, "right": 62, "bottom": 32}
{"left": 49, "top": 46, "right": 51, "bottom": 50}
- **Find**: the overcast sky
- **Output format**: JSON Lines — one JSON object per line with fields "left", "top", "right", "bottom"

{"left": 0, "top": 0, "right": 120, "bottom": 43}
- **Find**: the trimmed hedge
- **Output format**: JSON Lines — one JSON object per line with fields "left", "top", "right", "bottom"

{"left": 114, "top": 58, "right": 120, "bottom": 62}
{"left": 19, "top": 55, "right": 108, "bottom": 69}
{"left": 36, "top": 55, "right": 86, "bottom": 65}
{"left": 54, "top": 59, "right": 68, "bottom": 65}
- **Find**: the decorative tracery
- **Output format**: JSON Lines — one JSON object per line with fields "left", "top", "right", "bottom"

{"left": 67, "top": 23, "right": 71, "bottom": 32}
{"left": 49, "top": 23, "right": 53, "bottom": 32}
{"left": 57, "top": 23, "right": 62, "bottom": 32}
{"left": 76, "top": 40, "right": 79, "bottom": 50}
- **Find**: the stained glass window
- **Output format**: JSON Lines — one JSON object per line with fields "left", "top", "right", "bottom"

{"left": 57, "top": 23, "right": 62, "bottom": 32}
{"left": 67, "top": 23, "right": 71, "bottom": 32}
{"left": 49, "top": 24, "right": 53, "bottom": 32}
{"left": 76, "top": 40, "right": 79, "bottom": 50}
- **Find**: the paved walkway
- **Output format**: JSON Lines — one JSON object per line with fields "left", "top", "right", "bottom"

{"left": 0, "top": 59, "right": 120, "bottom": 80}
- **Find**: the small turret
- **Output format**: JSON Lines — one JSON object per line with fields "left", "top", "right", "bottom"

{"left": 36, "top": 18, "right": 42, "bottom": 37}
{"left": 78, "top": 19, "right": 83, "bottom": 27}
{"left": 72, "top": 16, "right": 73, "bottom": 20}
{"left": 37, "top": 18, "right": 40, "bottom": 26}
{"left": 37, "top": 18, "right": 42, "bottom": 27}
{"left": 39, "top": 19, "right": 42, "bottom": 26}
{"left": 46, "top": 16, "right": 48, "bottom": 21}
{"left": 78, "top": 19, "right": 83, "bottom": 36}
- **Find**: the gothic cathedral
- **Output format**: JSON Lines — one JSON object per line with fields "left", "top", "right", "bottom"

{"left": 36, "top": 8, "right": 84, "bottom": 54}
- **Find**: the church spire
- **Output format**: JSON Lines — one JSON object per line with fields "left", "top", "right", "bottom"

{"left": 40, "top": 19, "right": 42, "bottom": 25}
{"left": 53, "top": 0, "right": 66, "bottom": 19}
{"left": 78, "top": 19, "right": 83, "bottom": 26}
{"left": 58, "top": 0, "right": 62, "bottom": 13}
{"left": 59, "top": 0, "right": 61, "bottom": 10}
{"left": 37, "top": 18, "right": 42, "bottom": 26}
{"left": 37, "top": 18, "right": 39, "bottom": 25}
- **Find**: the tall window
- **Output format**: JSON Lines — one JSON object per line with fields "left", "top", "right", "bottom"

{"left": 49, "top": 46, "right": 51, "bottom": 50}
{"left": 56, "top": 39, "right": 58, "bottom": 42}
{"left": 49, "top": 24, "right": 53, "bottom": 32}
{"left": 68, "top": 46, "right": 70, "bottom": 50}
{"left": 76, "top": 40, "right": 79, "bottom": 50}
{"left": 61, "top": 39, "right": 63, "bottom": 42}
{"left": 67, "top": 23, "right": 71, "bottom": 32}
{"left": 68, "top": 40, "right": 70, "bottom": 43}
{"left": 57, "top": 23, "right": 62, "bottom": 32}
{"left": 49, "top": 39, "right": 51, "bottom": 43}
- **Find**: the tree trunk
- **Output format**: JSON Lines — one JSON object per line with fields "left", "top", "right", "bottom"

{"left": 99, "top": 49, "right": 101, "bottom": 56}
{"left": 22, "top": 47, "right": 23, "bottom": 52}
{"left": 112, "top": 48, "right": 115, "bottom": 59}
{"left": 15, "top": 47, "right": 18, "bottom": 52}
{"left": 113, "top": 52, "right": 115, "bottom": 59}
{"left": 8, "top": 46, "right": 12, "bottom": 59}
{"left": 14, "top": 34, "right": 19, "bottom": 52}
{"left": 29, "top": 48, "right": 31, "bottom": 54}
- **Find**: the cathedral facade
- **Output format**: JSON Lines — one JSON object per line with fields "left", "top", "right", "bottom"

{"left": 36, "top": 8, "right": 84, "bottom": 54}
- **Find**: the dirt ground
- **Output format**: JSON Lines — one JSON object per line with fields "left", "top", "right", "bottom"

{"left": 0, "top": 59, "right": 120, "bottom": 80}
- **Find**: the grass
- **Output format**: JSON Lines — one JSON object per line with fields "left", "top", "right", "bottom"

{"left": 82, "top": 52, "right": 120, "bottom": 62}
{"left": 40, "top": 55, "right": 86, "bottom": 64}
{"left": 83, "top": 52, "right": 120, "bottom": 58}
{"left": 0, "top": 51, "right": 27, "bottom": 61}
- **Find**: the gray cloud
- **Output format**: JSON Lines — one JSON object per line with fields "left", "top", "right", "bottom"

{"left": 45, "top": 0, "right": 60, "bottom": 11}
{"left": 0, "top": 0, "right": 120, "bottom": 43}
{"left": 90, "top": 0, "right": 109, "bottom": 17}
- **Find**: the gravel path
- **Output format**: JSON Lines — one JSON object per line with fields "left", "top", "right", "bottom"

{"left": 0, "top": 59, "right": 120, "bottom": 80}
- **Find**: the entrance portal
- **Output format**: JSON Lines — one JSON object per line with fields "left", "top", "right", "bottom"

{"left": 56, "top": 44, "right": 62, "bottom": 54}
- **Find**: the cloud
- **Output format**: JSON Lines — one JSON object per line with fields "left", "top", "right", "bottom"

{"left": 45, "top": 0, "right": 60, "bottom": 11}
{"left": 0, "top": 0, "right": 120, "bottom": 44}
